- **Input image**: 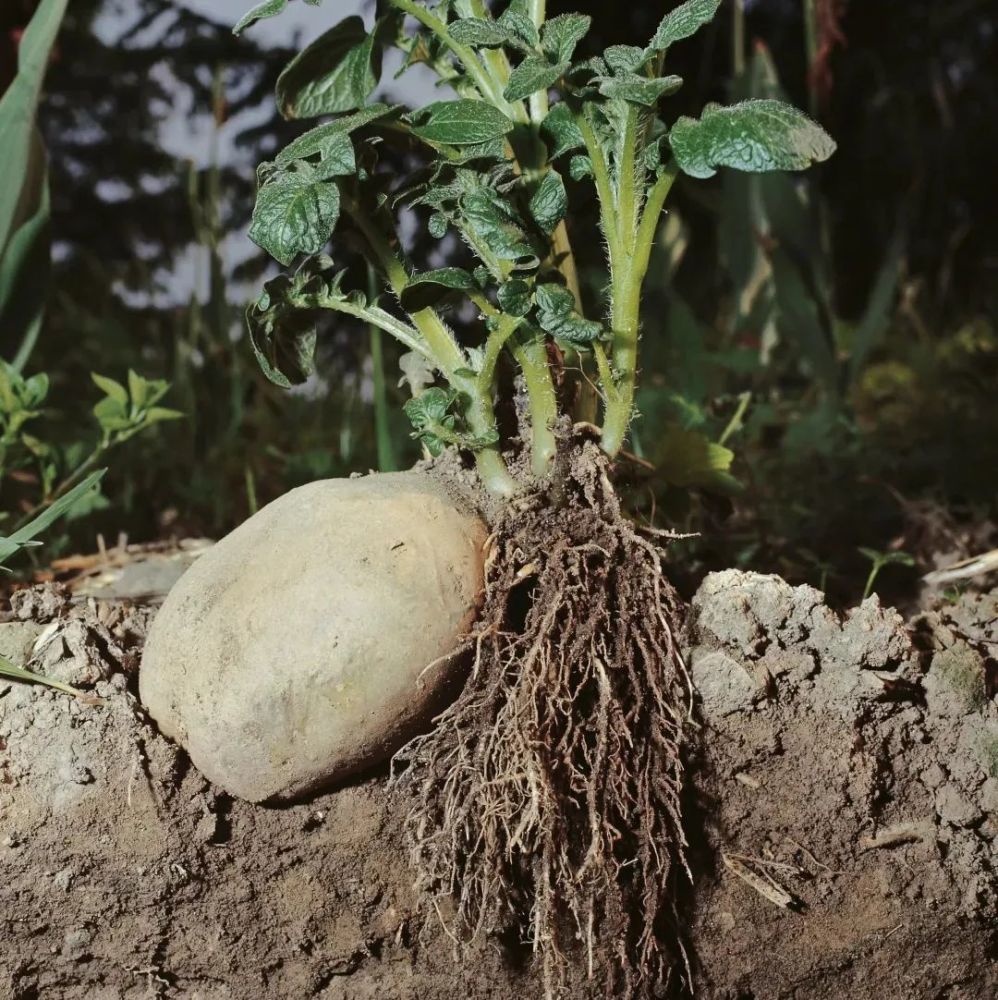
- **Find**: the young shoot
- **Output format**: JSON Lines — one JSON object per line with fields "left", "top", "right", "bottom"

{"left": 237, "top": 0, "right": 835, "bottom": 497}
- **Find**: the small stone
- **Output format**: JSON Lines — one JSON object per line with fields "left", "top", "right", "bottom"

{"left": 140, "top": 472, "right": 488, "bottom": 803}
{"left": 922, "top": 762, "right": 947, "bottom": 790}
{"left": 925, "top": 642, "right": 987, "bottom": 718}
{"left": 690, "top": 649, "right": 761, "bottom": 718}
{"left": 52, "top": 869, "right": 74, "bottom": 892}
{"left": 935, "top": 783, "right": 982, "bottom": 828}
{"left": 980, "top": 778, "right": 998, "bottom": 814}
{"left": 60, "top": 927, "right": 92, "bottom": 961}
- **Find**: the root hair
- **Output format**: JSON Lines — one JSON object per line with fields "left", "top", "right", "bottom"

{"left": 393, "top": 443, "right": 691, "bottom": 999}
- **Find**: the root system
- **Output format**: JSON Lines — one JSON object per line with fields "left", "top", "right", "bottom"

{"left": 394, "top": 441, "right": 691, "bottom": 999}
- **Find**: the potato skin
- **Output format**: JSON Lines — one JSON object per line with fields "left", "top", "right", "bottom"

{"left": 139, "top": 471, "right": 487, "bottom": 802}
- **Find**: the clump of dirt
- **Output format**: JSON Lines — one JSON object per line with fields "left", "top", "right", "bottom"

{"left": 1, "top": 574, "right": 995, "bottom": 999}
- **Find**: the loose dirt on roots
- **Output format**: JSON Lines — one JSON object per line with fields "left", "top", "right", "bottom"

{"left": 1, "top": 570, "right": 996, "bottom": 998}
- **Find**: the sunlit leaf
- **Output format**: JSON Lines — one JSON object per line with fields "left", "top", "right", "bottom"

{"left": 669, "top": 100, "right": 836, "bottom": 179}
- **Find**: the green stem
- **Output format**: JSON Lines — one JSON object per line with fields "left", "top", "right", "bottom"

{"left": 509, "top": 331, "right": 558, "bottom": 478}
{"left": 601, "top": 161, "right": 680, "bottom": 457}
{"left": 346, "top": 200, "right": 517, "bottom": 497}
{"left": 615, "top": 106, "right": 642, "bottom": 253}
{"left": 390, "top": 0, "right": 525, "bottom": 122}
{"left": 368, "top": 267, "right": 398, "bottom": 473}
{"left": 577, "top": 111, "right": 623, "bottom": 265}
{"left": 526, "top": 0, "right": 549, "bottom": 122}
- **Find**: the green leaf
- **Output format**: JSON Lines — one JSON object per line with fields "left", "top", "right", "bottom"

{"left": 604, "top": 45, "right": 648, "bottom": 76}
{"left": 399, "top": 268, "right": 476, "bottom": 312}
{"left": 449, "top": 17, "right": 526, "bottom": 51}
{"left": 497, "top": 279, "right": 532, "bottom": 317}
{"left": 541, "top": 103, "right": 584, "bottom": 158}
{"left": 535, "top": 283, "right": 602, "bottom": 345}
{"left": 0, "top": 0, "right": 68, "bottom": 251}
{"left": 656, "top": 426, "right": 740, "bottom": 493}
{"left": 460, "top": 188, "right": 537, "bottom": 263}
{"left": 528, "top": 170, "right": 567, "bottom": 234}
{"left": 409, "top": 100, "right": 515, "bottom": 145}
{"left": 143, "top": 407, "right": 185, "bottom": 425}
{"left": 650, "top": 0, "right": 722, "bottom": 52}
{"left": 497, "top": 2, "right": 540, "bottom": 48}
{"left": 0, "top": 136, "right": 51, "bottom": 370}
{"left": 540, "top": 14, "right": 591, "bottom": 63}
{"left": 599, "top": 74, "right": 683, "bottom": 107}
{"left": 0, "top": 470, "right": 106, "bottom": 566}
{"left": 91, "top": 373, "right": 128, "bottom": 406}
{"left": 669, "top": 100, "right": 836, "bottom": 179}
{"left": 428, "top": 212, "right": 449, "bottom": 239}
{"left": 249, "top": 169, "right": 341, "bottom": 266}
{"left": 504, "top": 56, "right": 568, "bottom": 103}
{"left": 276, "top": 16, "right": 380, "bottom": 120}
{"left": 569, "top": 154, "right": 593, "bottom": 181}
{"left": 234, "top": 0, "right": 321, "bottom": 36}
{"left": 276, "top": 129, "right": 354, "bottom": 180}
{"left": 404, "top": 387, "right": 460, "bottom": 456}
{"left": 0, "top": 654, "right": 88, "bottom": 699}
{"left": 275, "top": 104, "right": 399, "bottom": 164}
{"left": 246, "top": 278, "right": 319, "bottom": 389}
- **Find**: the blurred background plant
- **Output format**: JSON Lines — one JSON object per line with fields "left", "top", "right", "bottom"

{"left": 2, "top": 0, "right": 996, "bottom": 605}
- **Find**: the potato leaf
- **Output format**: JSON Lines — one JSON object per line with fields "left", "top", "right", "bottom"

{"left": 669, "top": 100, "right": 836, "bottom": 179}
{"left": 528, "top": 170, "right": 567, "bottom": 234}
{"left": 650, "top": 0, "right": 722, "bottom": 52}
{"left": 604, "top": 45, "right": 648, "bottom": 76}
{"left": 246, "top": 276, "right": 319, "bottom": 388}
{"left": 541, "top": 103, "right": 584, "bottom": 158}
{"left": 497, "top": 279, "right": 532, "bottom": 317}
{"left": 249, "top": 168, "right": 341, "bottom": 266}
{"left": 275, "top": 104, "right": 399, "bottom": 165}
{"left": 535, "top": 284, "right": 602, "bottom": 345}
{"left": 497, "top": 2, "right": 540, "bottom": 47}
{"left": 409, "top": 100, "right": 515, "bottom": 145}
{"left": 276, "top": 16, "right": 380, "bottom": 119}
{"left": 504, "top": 57, "right": 569, "bottom": 103}
{"left": 540, "top": 14, "right": 592, "bottom": 63}
{"left": 233, "top": 0, "right": 322, "bottom": 37}
{"left": 399, "top": 268, "right": 476, "bottom": 312}
{"left": 449, "top": 17, "right": 527, "bottom": 51}
{"left": 657, "top": 426, "right": 740, "bottom": 493}
{"left": 600, "top": 74, "right": 683, "bottom": 107}
{"left": 404, "top": 387, "right": 459, "bottom": 456}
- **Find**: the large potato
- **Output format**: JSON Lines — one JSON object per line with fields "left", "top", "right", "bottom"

{"left": 139, "top": 472, "right": 487, "bottom": 802}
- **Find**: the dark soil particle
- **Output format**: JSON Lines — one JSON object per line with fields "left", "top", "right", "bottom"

{"left": 1, "top": 574, "right": 996, "bottom": 999}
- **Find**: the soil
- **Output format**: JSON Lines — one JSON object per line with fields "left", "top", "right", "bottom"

{"left": 1, "top": 574, "right": 995, "bottom": 999}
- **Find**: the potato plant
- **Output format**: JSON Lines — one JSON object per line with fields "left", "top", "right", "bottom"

{"left": 237, "top": 1, "right": 833, "bottom": 996}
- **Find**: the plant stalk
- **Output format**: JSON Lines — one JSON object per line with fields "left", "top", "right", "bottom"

{"left": 601, "top": 162, "right": 680, "bottom": 457}
{"left": 509, "top": 331, "right": 558, "bottom": 478}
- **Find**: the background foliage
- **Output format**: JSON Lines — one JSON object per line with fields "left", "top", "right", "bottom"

{"left": 2, "top": 0, "right": 996, "bottom": 604}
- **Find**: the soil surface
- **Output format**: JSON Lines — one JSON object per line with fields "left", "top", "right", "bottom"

{"left": 1, "top": 574, "right": 995, "bottom": 999}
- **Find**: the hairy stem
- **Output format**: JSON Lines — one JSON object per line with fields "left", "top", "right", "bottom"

{"left": 601, "top": 162, "right": 679, "bottom": 457}
{"left": 526, "top": 0, "right": 549, "bottom": 122}
{"left": 509, "top": 331, "right": 558, "bottom": 478}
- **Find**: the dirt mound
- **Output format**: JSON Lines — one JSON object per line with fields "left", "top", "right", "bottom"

{"left": 1, "top": 575, "right": 995, "bottom": 999}
{"left": 687, "top": 571, "right": 997, "bottom": 999}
